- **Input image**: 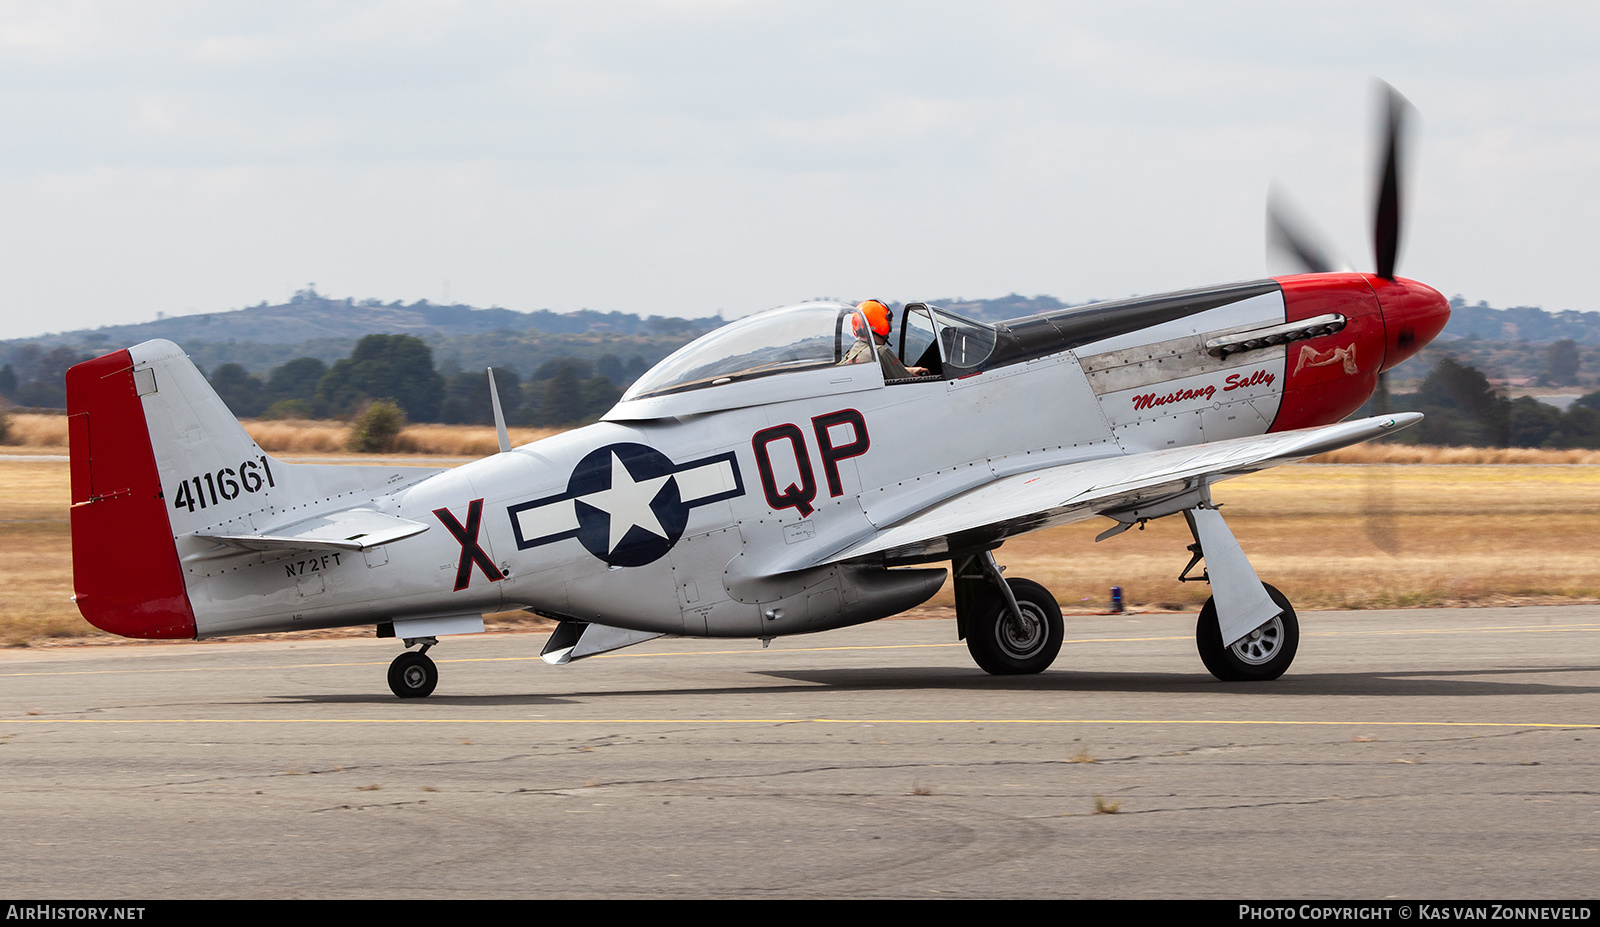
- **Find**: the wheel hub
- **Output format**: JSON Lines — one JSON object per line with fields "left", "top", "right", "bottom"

{"left": 1230, "top": 616, "right": 1284, "bottom": 665}
{"left": 403, "top": 666, "right": 428, "bottom": 688}
{"left": 998, "top": 605, "right": 1046, "bottom": 657}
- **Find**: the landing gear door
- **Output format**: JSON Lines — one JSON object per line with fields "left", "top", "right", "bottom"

{"left": 900, "top": 303, "right": 943, "bottom": 378}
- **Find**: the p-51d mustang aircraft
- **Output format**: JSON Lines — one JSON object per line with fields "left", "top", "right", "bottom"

{"left": 66, "top": 88, "right": 1449, "bottom": 698}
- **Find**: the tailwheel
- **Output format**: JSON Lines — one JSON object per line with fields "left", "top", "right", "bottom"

{"left": 967, "top": 577, "right": 1064, "bottom": 675}
{"left": 1196, "top": 583, "right": 1299, "bottom": 681}
{"left": 388, "top": 650, "right": 439, "bottom": 699}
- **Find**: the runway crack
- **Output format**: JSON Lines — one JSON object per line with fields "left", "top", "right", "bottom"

{"left": 504, "top": 756, "right": 1115, "bottom": 794}
{"left": 308, "top": 799, "right": 430, "bottom": 813}
{"left": 1102, "top": 793, "right": 1406, "bottom": 815}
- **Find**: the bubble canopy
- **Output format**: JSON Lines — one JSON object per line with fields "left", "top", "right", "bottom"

{"left": 622, "top": 302, "right": 870, "bottom": 401}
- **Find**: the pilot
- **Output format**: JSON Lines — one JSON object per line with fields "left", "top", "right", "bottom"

{"left": 843, "top": 299, "right": 929, "bottom": 379}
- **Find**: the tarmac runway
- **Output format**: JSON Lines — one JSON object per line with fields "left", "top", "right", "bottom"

{"left": 3, "top": 606, "right": 1598, "bottom": 899}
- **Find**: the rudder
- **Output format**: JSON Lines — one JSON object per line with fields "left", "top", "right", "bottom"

{"left": 67, "top": 342, "right": 197, "bottom": 638}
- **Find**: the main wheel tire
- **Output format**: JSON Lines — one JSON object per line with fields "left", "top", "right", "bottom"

{"left": 967, "top": 577, "right": 1064, "bottom": 675}
{"left": 388, "top": 651, "right": 439, "bottom": 699}
{"left": 1196, "top": 583, "right": 1298, "bottom": 682}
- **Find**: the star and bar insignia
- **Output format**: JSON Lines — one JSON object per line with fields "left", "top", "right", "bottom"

{"left": 506, "top": 443, "right": 744, "bottom": 567}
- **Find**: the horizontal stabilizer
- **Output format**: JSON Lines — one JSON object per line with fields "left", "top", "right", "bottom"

{"left": 195, "top": 508, "right": 431, "bottom": 552}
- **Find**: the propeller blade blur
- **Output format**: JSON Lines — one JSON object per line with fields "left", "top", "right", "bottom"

{"left": 1267, "top": 183, "right": 1350, "bottom": 275}
{"left": 1372, "top": 81, "right": 1412, "bottom": 280}
{"left": 1364, "top": 368, "right": 1400, "bottom": 554}
{"left": 1363, "top": 463, "right": 1401, "bottom": 554}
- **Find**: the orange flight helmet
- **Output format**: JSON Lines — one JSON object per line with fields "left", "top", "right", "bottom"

{"left": 857, "top": 299, "right": 892, "bottom": 338}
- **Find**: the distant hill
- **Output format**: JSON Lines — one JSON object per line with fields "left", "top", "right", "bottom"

{"left": 6, "top": 287, "right": 722, "bottom": 350}
{"left": 15, "top": 288, "right": 1597, "bottom": 352}
{"left": 8, "top": 287, "right": 1600, "bottom": 391}
{"left": 1441, "top": 298, "right": 1600, "bottom": 345}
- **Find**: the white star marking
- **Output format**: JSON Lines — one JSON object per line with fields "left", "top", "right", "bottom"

{"left": 576, "top": 452, "right": 673, "bottom": 554}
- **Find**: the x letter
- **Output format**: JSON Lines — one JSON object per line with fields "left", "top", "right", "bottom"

{"left": 434, "top": 499, "right": 505, "bottom": 591}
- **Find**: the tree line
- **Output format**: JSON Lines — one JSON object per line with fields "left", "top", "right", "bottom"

{"left": 0, "top": 344, "right": 88, "bottom": 409}
{"left": 206, "top": 334, "right": 648, "bottom": 426}
{"left": 11, "top": 332, "right": 1600, "bottom": 446}
{"left": 1380, "top": 356, "right": 1600, "bottom": 449}
{"left": 0, "top": 334, "right": 651, "bottom": 428}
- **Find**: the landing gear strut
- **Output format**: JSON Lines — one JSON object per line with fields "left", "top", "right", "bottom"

{"left": 1180, "top": 505, "right": 1298, "bottom": 682}
{"left": 388, "top": 637, "right": 439, "bottom": 698}
{"left": 957, "top": 550, "right": 1064, "bottom": 675}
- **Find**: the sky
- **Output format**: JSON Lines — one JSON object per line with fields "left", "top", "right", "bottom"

{"left": 1, "top": 1, "right": 1597, "bottom": 337}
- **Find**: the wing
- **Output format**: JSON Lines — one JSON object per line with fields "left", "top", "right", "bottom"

{"left": 808, "top": 413, "right": 1420, "bottom": 567}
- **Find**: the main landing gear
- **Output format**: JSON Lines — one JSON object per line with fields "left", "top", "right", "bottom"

{"left": 954, "top": 501, "right": 1299, "bottom": 682}
{"left": 1179, "top": 506, "right": 1298, "bottom": 681}
{"left": 388, "top": 637, "right": 439, "bottom": 698}
{"left": 955, "top": 550, "right": 1064, "bottom": 675}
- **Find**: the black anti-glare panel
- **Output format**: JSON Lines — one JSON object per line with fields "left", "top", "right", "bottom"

{"left": 980, "top": 279, "right": 1282, "bottom": 371}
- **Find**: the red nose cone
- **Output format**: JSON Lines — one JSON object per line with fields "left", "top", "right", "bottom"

{"left": 1368, "top": 275, "right": 1449, "bottom": 372}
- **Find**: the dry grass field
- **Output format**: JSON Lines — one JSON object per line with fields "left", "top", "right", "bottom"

{"left": 7, "top": 414, "right": 1600, "bottom": 646}
{"left": 1310, "top": 444, "right": 1600, "bottom": 465}
{"left": 242, "top": 419, "right": 569, "bottom": 455}
{"left": 0, "top": 459, "right": 82, "bottom": 644}
{"left": 1005, "top": 464, "right": 1600, "bottom": 613}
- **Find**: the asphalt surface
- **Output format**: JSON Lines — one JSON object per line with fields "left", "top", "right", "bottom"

{"left": 3, "top": 607, "right": 1598, "bottom": 899}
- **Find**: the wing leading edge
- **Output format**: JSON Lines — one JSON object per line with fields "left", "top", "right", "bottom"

{"left": 810, "top": 413, "right": 1421, "bottom": 567}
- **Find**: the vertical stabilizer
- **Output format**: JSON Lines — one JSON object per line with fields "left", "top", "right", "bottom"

{"left": 66, "top": 344, "right": 197, "bottom": 638}
{"left": 69, "top": 339, "right": 450, "bottom": 641}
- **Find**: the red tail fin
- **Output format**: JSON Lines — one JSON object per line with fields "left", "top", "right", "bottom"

{"left": 67, "top": 349, "right": 196, "bottom": 639}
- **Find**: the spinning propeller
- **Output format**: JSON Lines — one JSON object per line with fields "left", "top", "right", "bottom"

{"left": 1267, "top": 81, "right": 1414, "bottom": 287}
{"left": 1266, "top": 82, "right": 1418, "bottom": 553}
